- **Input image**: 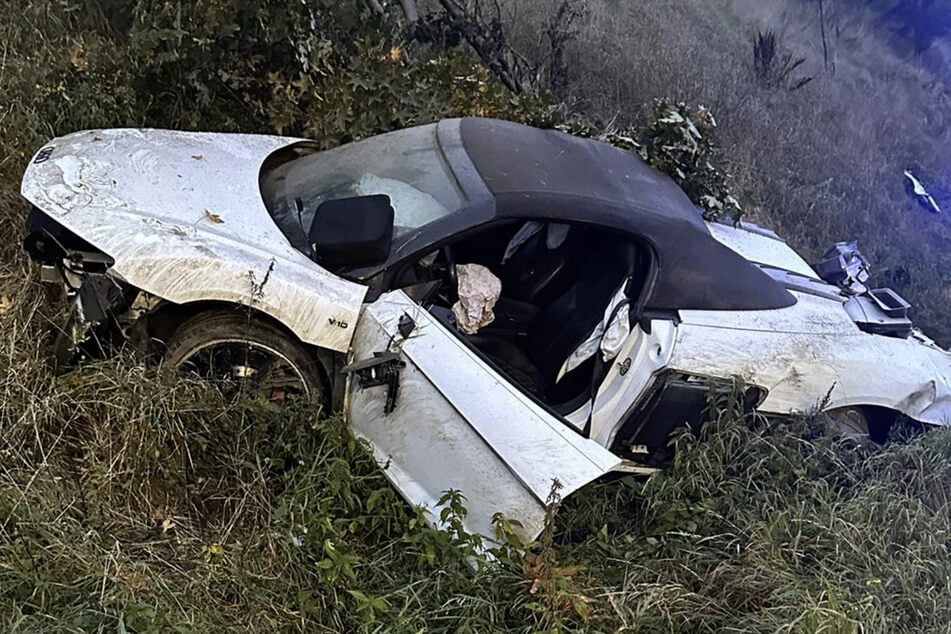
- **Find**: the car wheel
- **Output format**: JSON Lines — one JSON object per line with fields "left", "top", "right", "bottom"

{"left": 163, "top": 310, "right": 326, "bottom": 406}
{"left": 823, "top": 407, "right": 872, "bottom": 444}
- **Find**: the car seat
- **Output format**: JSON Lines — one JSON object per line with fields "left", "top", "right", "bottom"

{"left": 463, "top": 245, "right": 632, "bottom": 408}
{"left": 500, "top": 224, "right": 588, "bottom": 307}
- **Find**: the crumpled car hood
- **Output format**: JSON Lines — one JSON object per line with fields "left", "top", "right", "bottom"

{"left": 21, "top": 129, "right": 367, "bottom": 352}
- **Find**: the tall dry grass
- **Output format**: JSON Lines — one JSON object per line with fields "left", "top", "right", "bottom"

{"left": 503, "top": 0, "right": 951, "bottom": 344}
{"left": 4, "top": 1, "right": 951, "bottom": 631}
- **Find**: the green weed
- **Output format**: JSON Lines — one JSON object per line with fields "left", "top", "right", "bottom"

{"left": 3, "top": 1, "right": 951, "bottom": 632}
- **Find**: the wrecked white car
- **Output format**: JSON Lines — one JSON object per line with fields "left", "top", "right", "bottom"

{"left": 21, "top": 118, "right": 951, "bottom": 541}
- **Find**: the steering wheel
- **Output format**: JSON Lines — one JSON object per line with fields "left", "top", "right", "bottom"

{"left": 441, "top": 245, "right": 457, "bottom": 287}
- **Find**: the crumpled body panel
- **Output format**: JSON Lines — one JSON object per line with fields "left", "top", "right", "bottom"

{"left": 671, "top": 294, "right": 951, "bottom": 426}
{"left": 687, "top": 222, "right": 951, "bottom": 426}
{"left": 21, "top": 129, "right": 366, "bottom": 352}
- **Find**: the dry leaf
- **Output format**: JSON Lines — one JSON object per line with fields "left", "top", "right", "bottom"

{"left": 204, "top": 209, "right": 224, "bottom": 224}
{"left": 203, "top": 542, "right": 223, "bottom": 563}
{"left": 191, "top": 154, "right": 203, "bottom": 160}
{"left": 69, "top": 40, "right": 88, "bottom": 71}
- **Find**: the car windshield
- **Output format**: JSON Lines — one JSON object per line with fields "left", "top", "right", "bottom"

{"left": 261, "top": 123, "right": 465, "bottom": 254}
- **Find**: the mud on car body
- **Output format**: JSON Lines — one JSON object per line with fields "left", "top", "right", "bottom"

{"left": 22, "top": 118, "right": 951, "bottom": 541}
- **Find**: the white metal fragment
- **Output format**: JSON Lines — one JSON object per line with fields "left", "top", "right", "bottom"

{"left": 904, "top": 170, "right": 941, "bottom": 214}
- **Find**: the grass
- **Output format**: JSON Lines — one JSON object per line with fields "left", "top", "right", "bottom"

{"left": 3, "top": 0, "right": 951, "bottom": 632}
{"left": 504, "top": 0, "right": 951, "bottom": 345}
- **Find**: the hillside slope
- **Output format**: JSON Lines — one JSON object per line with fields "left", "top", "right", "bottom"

{"left": 505, "top": 0, "right": 951, "bottom": 344}
{"left": 3, "top": 1, "right": 951, "bottom": 632}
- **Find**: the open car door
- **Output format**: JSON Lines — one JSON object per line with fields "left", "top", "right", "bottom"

{"left": 346, "top": 290, "right": 621, "bottom": 543}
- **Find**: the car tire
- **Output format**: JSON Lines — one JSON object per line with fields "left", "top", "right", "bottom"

{"left": 163, "top": 310, "right": 326, "bottom": 406}
{"left": 823, "top": 407, "right": 872, "bottom": 444}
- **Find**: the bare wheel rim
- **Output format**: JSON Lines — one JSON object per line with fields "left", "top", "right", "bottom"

{"left": 174, "top": 337, "right": 312, "bottom": 404}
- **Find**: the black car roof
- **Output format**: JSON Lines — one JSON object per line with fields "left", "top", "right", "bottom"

{"left": 450, "top": 118, "right": 796, "bottom": 313}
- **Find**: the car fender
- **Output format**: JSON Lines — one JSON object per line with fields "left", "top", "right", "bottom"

{"left": 21, "top": 129, "right": 367, "bottom": 352}
{"left": 101, "top": 229, "right": 365, "bottom": 353}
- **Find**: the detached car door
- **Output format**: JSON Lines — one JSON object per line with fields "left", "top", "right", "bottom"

{"left": 346, "top": 289, "right": 621, "bottom": 542}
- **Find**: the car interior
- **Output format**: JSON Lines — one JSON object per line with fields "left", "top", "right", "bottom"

{"left": 392, "top": 220, "right": 650, "bottom": 414}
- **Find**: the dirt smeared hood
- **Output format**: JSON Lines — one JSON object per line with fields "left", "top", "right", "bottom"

{"left": 21, "top": 128, "right": 367, "bottom": 353}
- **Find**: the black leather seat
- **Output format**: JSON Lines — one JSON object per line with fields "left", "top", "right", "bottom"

{"left": 466, "top": 246, "right": 631, "bottom": 406}
{"left": 500, "top": 226, "right": 587, "bottom": 307}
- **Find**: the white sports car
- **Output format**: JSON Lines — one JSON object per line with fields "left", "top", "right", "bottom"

{"left": 21, "top": 118, "right": 951, "bottom": 541}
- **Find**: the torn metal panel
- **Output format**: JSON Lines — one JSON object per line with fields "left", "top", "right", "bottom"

{"left": 348, "top": 290, "right": 620, "bottom": 541}
{"left": 21, "top": 129, "right": 366, "bottom": 352}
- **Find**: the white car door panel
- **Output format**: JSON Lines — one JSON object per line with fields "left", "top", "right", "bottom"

{"left": 347, "top": 290, "right": 620, "bottom": 542}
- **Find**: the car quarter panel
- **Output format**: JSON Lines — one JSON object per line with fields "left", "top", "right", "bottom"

{"left": 670, "top": 293, "right": 951, "bottom": 426}
{"left": 21, "top": 129, "right": 366, "bottom": 352}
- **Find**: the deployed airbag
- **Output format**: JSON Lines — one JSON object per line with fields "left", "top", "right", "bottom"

{"left": 556, "top": 279, "right": 631, "bottom": 382}
{"left": 452, "top": 263, "right": 502, "bottom": 335}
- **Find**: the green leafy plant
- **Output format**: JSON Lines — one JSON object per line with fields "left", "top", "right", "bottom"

{"left": 637, "top": 100, "right": 743, "bottom": 224}
{"left": 557, "top": 101, "right": 743, "bottom": 224}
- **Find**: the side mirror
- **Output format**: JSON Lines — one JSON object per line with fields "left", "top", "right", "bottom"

{"left": 309, "top": 194, "right": 394, "bottom": 268}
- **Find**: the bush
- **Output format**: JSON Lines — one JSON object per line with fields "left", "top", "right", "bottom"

{"left": 5, "top": 1, "right": 951, "bottom": 631}
{"left": 637, "top": 100, "right": 742, "bottom": 223}
{"left": 752, "top": 29, "right": 812, "bottom": 91}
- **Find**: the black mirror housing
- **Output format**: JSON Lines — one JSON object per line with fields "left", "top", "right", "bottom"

{"left": 309, "top": 194, "right": 394, "bottom": 268}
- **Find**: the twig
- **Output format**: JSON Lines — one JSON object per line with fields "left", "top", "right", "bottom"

{"left": 818, "top": 0, "right": 833, "bottom": 74}
{"left": 399, "top": 0, "right": 418, "bottom": 22}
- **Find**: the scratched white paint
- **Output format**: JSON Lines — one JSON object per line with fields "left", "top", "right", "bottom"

{"left": 678, "top": 222, "right": 951, "bottom": 426}
{"left": 707, "top": 221, "right": 820, "bottom": 279}
{"left": 671, "top": 280, "right": 951, "bottom": 425}
{"left": 348, "top": 290, "right": 620, "bottom": 541}
{"left": 21, "top": 129, "right": 366, "bottom": 352}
